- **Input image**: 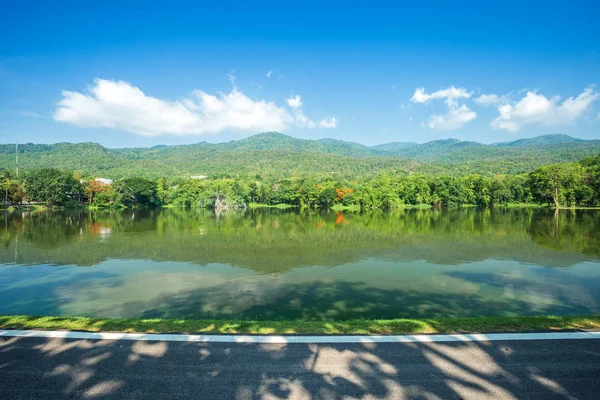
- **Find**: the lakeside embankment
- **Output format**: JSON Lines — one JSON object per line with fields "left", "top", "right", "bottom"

{"left": 2, "top": 315, "right": 599, "bottom": 335}
{"left": 5, "top": 202, "right": 600, "bottom": 212}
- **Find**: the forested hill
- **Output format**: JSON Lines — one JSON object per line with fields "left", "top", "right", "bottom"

{"left": 0, "top": 132, "right": 599, "bottom": 179}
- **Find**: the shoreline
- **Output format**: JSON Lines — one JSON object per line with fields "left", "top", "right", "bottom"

{"left": 4, "top": 203, "right": 600, "bottom": 212}
{"left": 1, "top": 315, "right": 599, "bottom": 335}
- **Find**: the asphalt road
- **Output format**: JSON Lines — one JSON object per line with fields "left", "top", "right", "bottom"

{"left": 1, "top": 336, "right": 600, "bottom": 399}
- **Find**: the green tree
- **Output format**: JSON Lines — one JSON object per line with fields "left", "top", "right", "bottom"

{"left": 1, "top": 170, "right": 11, "bottom": 205}
{"left": 24, "top": 168, "right": 82, "bottom": 206}
{"left": 581, "top": 155, "right": 600, "bottom": 205}
{"left": 7, "top": 182, "right": 26, "bottom": 204}
{"left": 156, "top": 178, "right": 172, "bottom": 205}
{"left": 93, "top": 185, "right": 119, "bottom": 208}
{"left": 115, "top": 178, "right": 161, "bottom": 207}
{"left": 490, "top": 175, "right": 512, "bottom": 206}
{"left": 319, "top": 187, "right": 338, "bottom": 208}
{"left": 529, "top": 163, "right": 584, "bottom": 207}
{"left": 469, "top": 175, "right": 491, "bottom": 206}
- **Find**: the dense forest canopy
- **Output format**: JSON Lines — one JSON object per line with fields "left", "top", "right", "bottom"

{"left": 1, "top": 132, "right": 600, "bottom": 179}
{"left": 2, "top": 153, "right": 600, "bottom": 210}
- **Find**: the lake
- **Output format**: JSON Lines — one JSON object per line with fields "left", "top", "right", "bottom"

{"left": 1, "top": 207, "right": 599, "bottom": 321}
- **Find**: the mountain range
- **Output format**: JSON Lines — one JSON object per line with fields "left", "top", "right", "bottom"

{"left": 0, "top": 133, "right": 598, "bottom": 179}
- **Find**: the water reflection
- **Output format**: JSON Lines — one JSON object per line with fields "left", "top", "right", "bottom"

{"left": 0, "top": 208, "right": 599, "bottom": 320}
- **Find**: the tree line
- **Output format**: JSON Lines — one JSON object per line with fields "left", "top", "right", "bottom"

{"left": 2, "top": 154, "right": 600, "bottom": 210}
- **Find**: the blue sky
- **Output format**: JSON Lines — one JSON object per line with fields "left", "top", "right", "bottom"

{"left": 1, "top": 0, "right": 599, "bottom": 147}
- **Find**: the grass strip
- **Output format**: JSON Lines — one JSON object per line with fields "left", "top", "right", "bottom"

{"left": 248, "top": 203, "right": 296, "bottom": 209}
{"left": 1, "top": 315, "right": 599, "bottom": 335}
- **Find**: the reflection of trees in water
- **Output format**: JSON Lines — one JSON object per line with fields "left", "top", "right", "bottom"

{"left": 0, "top": 208, "right": 599, "bottom": 270}
{"left": 2, "top": 208, "right": 599, "bottom": 321}
{"left": 527, "top": 209, "right": 600, "bottom": 256}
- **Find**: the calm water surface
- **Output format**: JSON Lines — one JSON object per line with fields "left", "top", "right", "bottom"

{"left": 1, "top": 208, "right": 599, "bottom": 320}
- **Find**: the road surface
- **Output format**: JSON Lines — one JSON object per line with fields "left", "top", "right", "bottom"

{"left": 1, "top": 334, "right": 600, "bottom": 399}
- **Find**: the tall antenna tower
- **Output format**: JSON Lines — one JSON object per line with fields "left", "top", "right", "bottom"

{"left": 15, "top": 137, "right": 19, "bottom": 178}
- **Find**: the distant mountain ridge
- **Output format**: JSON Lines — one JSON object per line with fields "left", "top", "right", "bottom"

{"left": 492, "top": 134, "right": 583, "bottom": 147}
{"left": 0, "top": 132, "right": 599, "bottom": 179}
{"left": 1, "top": 132, "right": 587, "bottom": 155}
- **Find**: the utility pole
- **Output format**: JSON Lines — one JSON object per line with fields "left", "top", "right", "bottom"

{"left": 15, "top": 137, "right": 19, "bottom": 178}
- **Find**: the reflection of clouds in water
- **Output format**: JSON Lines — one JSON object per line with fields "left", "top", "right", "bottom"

{"left": 58, "top": 261, "right": 486, "bottom": 318}
{"left": 446, "top": 267, "right": 600, "bottom": 315}
{"left": 99, "top": 227, "right": 112, "bottom": 240}
{"left": 0, "top": 266, "right": 119, "bottom": 316}
{"left": 4, "top": 203, "right": 600, "bottom": 320}
{"left": 50, "top": 259, "right": 600, "bottom": 319}
{"left": 522, "top": 288, "right": 557, "bottom": 311}
{"left": 59, "top": 269, "right": 284, "bottom": 318}
{"left": 503, "top": 270, "right": 523, "bottom": 280}
{"left": 503, "top": 284, "right": 515, "bottom": 299}
{"left": 430, "top": 274, "right": 480, "bottom": 294}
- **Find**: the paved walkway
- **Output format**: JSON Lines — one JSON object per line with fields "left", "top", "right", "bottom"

{"left": 1, "top": 332, "right": 599, "bottom": 399}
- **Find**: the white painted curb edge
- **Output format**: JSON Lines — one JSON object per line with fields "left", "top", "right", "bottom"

{"left": 1, "top": 329, "right": 599, "bottom": 343}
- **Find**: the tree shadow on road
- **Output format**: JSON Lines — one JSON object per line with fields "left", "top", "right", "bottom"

{"left": 2, "top": 333, "right": 599, "bottom": 399}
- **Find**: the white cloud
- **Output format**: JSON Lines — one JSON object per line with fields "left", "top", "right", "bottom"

{"left": 558, "top": 87, "right": 599, "bottom": 121}
{"left": 227, "top": 72, "right": 236, "bottom": 86}
{"left": 474, "top": 93, "right": 509, "bottom": 106}
{"left": 19, "top": 110, "right": 43, "bottom": 118}
{"left": 266, "top": 70, "right": 283, "bottom": 79}
{"left": 54, "top": 79, "right": 337, "bottom": 135}
{"left": 411, "top": 86, "right": 471, "bottom": 107}
{"left": 411, "top": 86, "right": 476, "bottom": 130}
{"left": 285, "top": 95, "right": 302, "bottom": 109}
{"left": 398, "top": 102, "right": 411, "bottom": 113}
{"left": 56, "top": 79, "right": 327, "bottom": 136}
{"left": 491, "top": 87, "right": 599, "bottom": 132}
{"left": 284, "top": 94, "right": 336, "bottom": 129}
{"left": 293, "top": 109, "right": 316, "bottom": 128}
{"left": 490, "top": 104, "right": 520, "bottom": 132}
{"left": 427, "top": 104, "right": 476, "bottom": 130}
{"left": 319, "top": 117, "right": 338, "bottom": 128}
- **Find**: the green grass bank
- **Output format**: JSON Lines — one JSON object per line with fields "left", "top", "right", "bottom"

{"left": 1, "top": 315, "right": 599, "bottom": 335}
{"left": 248, "top": 202, "right": 296, "bottom": 209}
